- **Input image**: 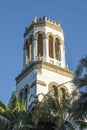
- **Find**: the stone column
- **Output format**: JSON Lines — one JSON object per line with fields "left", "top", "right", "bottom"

{"left": 32, "top": 39, "right": 37, "bottom": 61}
{"left": 26, "top": 50, "right": 29, "bottom": 64}
{"left": 43, "top": 38, "right": 49, "bottom": 61}
{"left": 23, "top": 49, "right": 26, "bottom": 67}
{"left": 23, "top": 49, "right": 29, "bottom": 67}
{"left": 53, "top": 38, "right": 55, "bottom": 59}
{"left": 59, "top": 44, "right": 66, "bottom": 68}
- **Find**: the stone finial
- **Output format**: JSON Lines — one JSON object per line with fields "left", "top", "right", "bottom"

{"left": 43, "top": 16, "right": 47, "bottom": 21}
{"left": 54, "top": 21, "right": 56, "bottom": 25}
{"left": 57, "top": 21, "right": 61, "bottom": 27}
{"left": 34, "top": 16, "right": 38, "bottom": 22}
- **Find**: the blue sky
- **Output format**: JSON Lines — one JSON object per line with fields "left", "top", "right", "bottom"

{"left": 0, "top": 0, "right": 87, "bottom": 105}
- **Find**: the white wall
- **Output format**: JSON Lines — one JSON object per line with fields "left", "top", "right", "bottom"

{"left": 36, "top": 68, "right": 74, "bottom": 101}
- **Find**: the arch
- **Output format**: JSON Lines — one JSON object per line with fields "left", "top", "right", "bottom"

{"left": 24, "top": 84, "right": 29, "bottom": 110}
{"left": 34, "top": 31, "right": 46, "bottom": 40}
{"left": 49, "top": 82, "right": 59, "bottom": 97}
{"left": 54, "top": 35, "right": 64, "bottom": 46}
{"left": 23, "top": 85, "right": 29, "bottom": 100}
{"left": 23, "top": 39, "right": 29, "bottom": 64}
{"left": 19, "top": 89, "right": 24, "bottom": 101}
{"left": 49, "top": 82, "right": 68, "bottom": 101}
{"left": 46, "top": 32, "right": 54, "bottom": 39}
{"left": 23, "top": 39, "right": 29, "bottom": 50}
{"left": 19, "top": 85, "right": 29, "bottom": 102}
{"left": 34, "top": 31, "right": 45, "bottom": 58}
{"left": 59, "top": 86, "right": 68, "bottom": 102}
{"left": 54, "top": 35, "right": 64, "bottom": 45}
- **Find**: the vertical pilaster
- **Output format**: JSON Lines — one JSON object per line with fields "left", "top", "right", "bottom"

{"left": 59, "top": 44, "right": 66, "bottom": 68}
{"left": 53, "top": 38, "right": 55, "bottom": 59}
{"left": 32, "top": 39, "right": 37, "bottom": 61}
{"left": 43, "top": 38, "right": 49, "bottom": 61}
{"left": 26, "top": 50, "right": 29, "bottom": 64}
{"left": 23, "top": 49, "right": 29, "bottom": 67}
{"left": 23, "top": 49, "right": 26, "bottom": 67}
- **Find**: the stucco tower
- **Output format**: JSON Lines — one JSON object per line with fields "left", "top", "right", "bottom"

{"left": 16, "top": 16, "right": 74, "bottom": 109}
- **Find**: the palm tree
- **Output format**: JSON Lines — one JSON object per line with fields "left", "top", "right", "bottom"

{"left": 0, "top": 100, "right": 11, "bottom": 130}
{"left": 8, "top": 94, "right": 26, "bottom": 130}
{"left": 73, "top": 56, "right": 87, "bottom": 130}
{"left": 0, "top": 94, "right": 27, "bottom": 130}
{"left": 28, "top": 92, "right": 75, "bottom": 130}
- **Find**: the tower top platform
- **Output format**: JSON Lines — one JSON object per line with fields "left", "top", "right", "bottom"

{"left": 24, "top": 16, "right": 63, "bottom": 38}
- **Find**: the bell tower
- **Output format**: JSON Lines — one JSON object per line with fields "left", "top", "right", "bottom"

{"left": 23, "top": 16, "right": 66, "bottom": 69}
{"left": 16, "top": 16, "right": 74, "bottom": 109}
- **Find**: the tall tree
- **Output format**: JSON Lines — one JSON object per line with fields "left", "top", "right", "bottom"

{"left": 0, "top": 94, "right": 27, "bottom": 130}
{"left": 73, "top": 56, "right": 87, "bottom": 130}
{"left": 28, "top": 92, "right": 75, "bottom": 130}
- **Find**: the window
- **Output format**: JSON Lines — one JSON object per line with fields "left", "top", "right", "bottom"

{"left": 59, "top": 88, "right": 66, "bottom": 101}
{"left": 50, "top": 85, "right": 58, "bottom": 97}
{"left": 55, "top": 38, "right": 60, "bottom": 60}
{"left": 53, "top": 86, "right": 58, "bottom": 97}
{"left": 25, "top": 88, "right": 28, "bottom": 100}
{"left": 49, "top": 36, "right": 53, "bottom": 58}
{"left": 24, "top": 86, "right": 29, "bottom": 110}
{"left": 25, "top": 41, "right": 29, "bottom": 64}
{"left": 38, "top": 34, "right": 43, "bottom": 57}
{"left": 19, "top": 91, "right": 23, "bottom": 101}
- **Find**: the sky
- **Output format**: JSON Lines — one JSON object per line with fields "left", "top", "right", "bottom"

{"left": 0, "top": 0, "right": 87, "bottom": 105}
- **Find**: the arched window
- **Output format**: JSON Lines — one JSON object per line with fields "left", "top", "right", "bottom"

{"left": 49, "top": 36, "right": 53, "bottom": 58}
{"left": 38, "top": 34, "right": 43, "bottom": 57}
{"left": 25, "top": 87, "right": 28, "bottom": 100}
{"left": 24, "top": 85, "right": 29, "bottom": 110}
{"left": 53, "top": 86, "right": 58, "bottom": 97}
{"left": 19, "top": 91, "right": 23, "bottom": 101}
{"left": 25, "top": 41, "right": 29, "bottom": 64}
{"left": 50, "top": 85, "right": 58, "bottom": 97}
{"left": 55, "top": 38, "right": 60, "bottom": 60}
{"left": 59, "top": 88, "right": 67, "bottom": 102}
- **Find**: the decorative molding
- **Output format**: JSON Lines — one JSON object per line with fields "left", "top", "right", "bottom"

{"left": 31, "top": 80, "right": 46, "bottom": 88}
{"left": 24, "top": 17, "right": 63, "bottom": 38}
{"left": 34, "top": 31, "right": 46, "bottom": 40}
{"left": 16, "top": 61, "right": 74, "bottom": 84}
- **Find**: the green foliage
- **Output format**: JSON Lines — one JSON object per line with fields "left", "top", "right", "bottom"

{"left": 0, "top": 94, "right": 26, "bottom": 130}
{"left": 28, "top": 93, "right": 75, "bottom": 130}
{"left": 73, "top": 56, "right": 87, "bottom": 129}
{"left": 74, "top": 56, "right": 87, "bottom": 88}
{"left": 0, "top": 100, "right": 8, "bottom": 114}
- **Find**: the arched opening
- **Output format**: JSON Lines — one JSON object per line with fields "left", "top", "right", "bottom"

{"left": 19, "top": 91, "right": 23, "bottom": 101}
{"left": 49, "top": 82, "right": 68, "bottom": 103}
{"left": 38, "top": 34, "right": 43, "bottom": 57}
{"left": 52, "top": 85, "right": 58, "bottom": 97}
{"left": 55, "top": 38, "right": 60, "bottom": 60}
{"left": 59, "top": 87, "right": 67, "bottom": 102}
{"left": 25, "top": 40, "right": 29, "bottom": 64}
{"left": 25, "top": 88, "right": 28, "bottom": 100}
{"left": 49, "top": 84, "right": 58, "bottom": 98}
{"left": 24, "top": 85, "right": 29, "bottom": 110}
{"left": 49, "top": 35, "right": 53, "bottom": 58}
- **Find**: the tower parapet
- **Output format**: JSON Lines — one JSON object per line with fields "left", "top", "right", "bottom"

{"left": 24, "top": 16, "right": 63, "bottom": 37}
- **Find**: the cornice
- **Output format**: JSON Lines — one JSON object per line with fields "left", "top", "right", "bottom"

{"left": 16, "top": 61, "right": 74, "bottom": 84}
{"left": 31, "top": 80, "right": 46, "bottom": 88}
{"left": 24, "top": 19, "right": 63, "bottom": 38}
